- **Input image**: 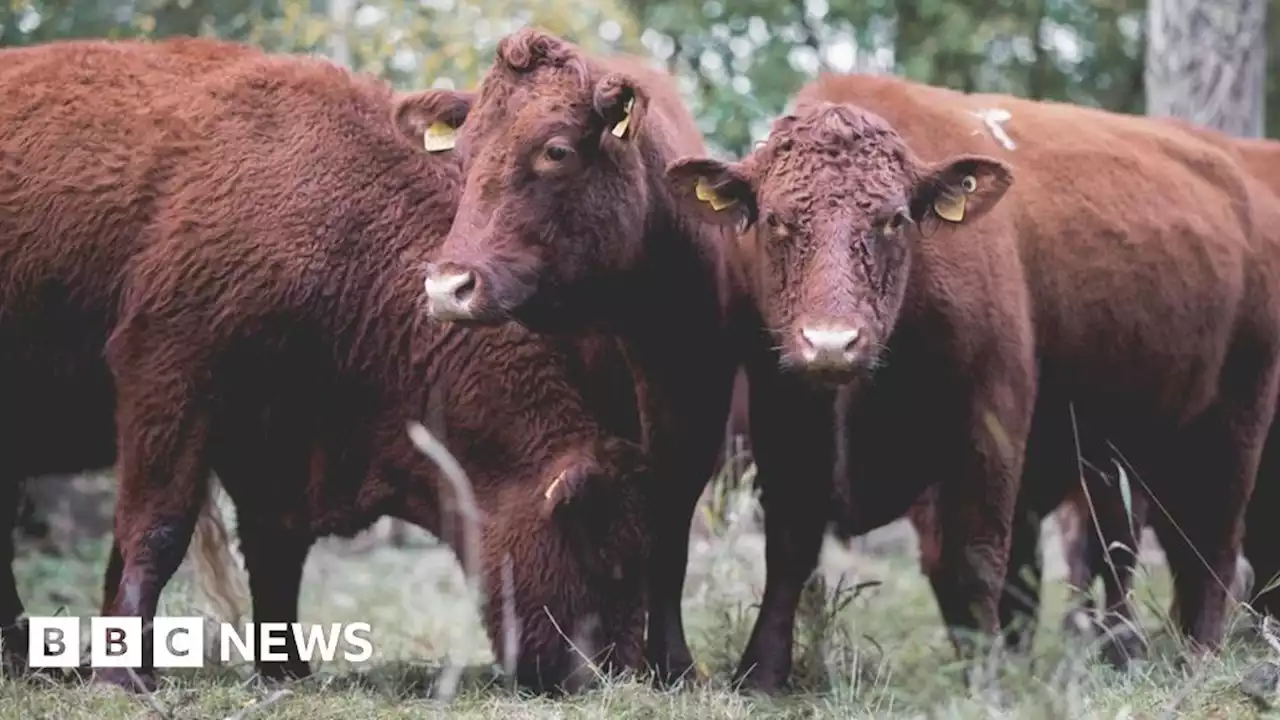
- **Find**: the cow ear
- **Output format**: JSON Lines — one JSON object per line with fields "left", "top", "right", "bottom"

{"left": 910, "top": 154, "right": 1012, "bottom": 226}
{"left": 391, "top": 89, "right": 475, "bottom": 153}
{"left": 665, "top": 157, "right": 758, "bottom": 231}
{"left": 593, "top": 73, "right": 647, "bottom": 143}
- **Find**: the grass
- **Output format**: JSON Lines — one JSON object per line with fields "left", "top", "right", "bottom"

{"left": 4, "top": 472, "right": 1279, "bottom": 719}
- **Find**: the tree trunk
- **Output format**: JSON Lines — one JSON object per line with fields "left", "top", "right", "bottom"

{"left": 1145, "top": 0, "right": 1268, "bottom": 137}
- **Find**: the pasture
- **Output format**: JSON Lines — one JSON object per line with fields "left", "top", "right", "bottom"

{"left": 4, "top": 469, "right": 1274, "bottom": 719}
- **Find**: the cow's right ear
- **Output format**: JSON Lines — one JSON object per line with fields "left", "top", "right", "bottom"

{"left": 391, "top": 89, "right": 475, "bottom": 153}
{"left": 665, "top": 157, "right": 758, "bottom": 231}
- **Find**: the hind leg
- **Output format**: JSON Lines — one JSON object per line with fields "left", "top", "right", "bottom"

{"left": 1244, "top": 422, "right": 1280, "bottom": 621}
{"left": 97, "top": 362, "right": 213, "bottom": 692}
{"left": 1156, "top": 393, "right": 1274, "bottom": 658}
{"left": 1065, "top": 467, "right": 1149, "bottom": 668}
{"left": 218, "top": 450, "right": 313, "bottom": 682}
{"left": 0, "top": 480, "right": 28, "bottom": 677}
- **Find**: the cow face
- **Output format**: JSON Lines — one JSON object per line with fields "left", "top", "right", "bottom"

{"left": 478, "top": 436, "right": 651, "bottom": 694}
{"left": 420, "top": 29, "right": 650, "bottom": 332}
{"left": 666, "top": 102, "right": 1012, "bottom": 386}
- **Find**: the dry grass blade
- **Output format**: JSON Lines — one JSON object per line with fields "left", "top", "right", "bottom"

{"left": 124, "top": 667, "right": 173, "bottom": 719}
{"left": 406, "top": 420, "right": 482, "bottom": 701}
{"left": 221, "top": 688, "right": 294, "bottom": 720}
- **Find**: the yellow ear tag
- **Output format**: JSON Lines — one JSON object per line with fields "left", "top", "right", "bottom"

{"left": 695, "top": 177, "right": 735, "bottom": 212}
{"left": 544, "top": 469, "right": 568, "bottom": 501}
{"left": 934, "top": 175, "right": 977, "bottom": 223}
{"left": 610, "top": 97, "right": 635, "bottom": 139}
{"left": 422, "top": 122, "right": 456, "bottom": 153}
{"left": 933, "top": 194, "right": 966, "bottom": 222}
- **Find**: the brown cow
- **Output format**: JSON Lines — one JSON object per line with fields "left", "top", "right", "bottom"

{"left": 0, "top": 36, "right": 265, "bottom": 677}
{"left": 666, "top": 72, "right": 1280, "bottom": 689}
{"left": 5, "top": 37, "right": 655, "bottom": 694}
{"left": 417, "top": 29, "right": 748, "bottom": 685}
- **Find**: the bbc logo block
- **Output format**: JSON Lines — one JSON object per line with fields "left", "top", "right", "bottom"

{"left": 28, "top": 616, "right": 80, "bottom": 668}
{"left": 21, "top": 616, "right": 374, "bottom": 668}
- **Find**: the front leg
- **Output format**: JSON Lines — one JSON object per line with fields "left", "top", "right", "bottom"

{"left": 623, "top": 341, "right": 738, "bottom": 688}
{"left": 733, "top": 372, "right": 836, "bottom": 693}
{"left": 927, "top": 385, "right": 1030, "bottom": 670}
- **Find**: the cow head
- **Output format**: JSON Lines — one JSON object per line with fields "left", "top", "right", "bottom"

{"left": 479, "top": 436, "right": 651, "bottom": 694}
{"left": 666, "top": 102, "right": 1013, "bottom": 385}
{"left": 420, "top": 28, "right": 652, "bottom": 332}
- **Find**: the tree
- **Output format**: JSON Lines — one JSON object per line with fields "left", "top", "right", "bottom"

{"left": 1145, "top": 0, "right": 1269, "bottom": 136}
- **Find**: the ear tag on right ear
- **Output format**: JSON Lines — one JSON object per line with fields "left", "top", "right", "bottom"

{"left": 695, "top": 177, "right": 735, "bottom": 212}
{"left": 423, "top": 122, "right": 457, "bottom": 153}
{"left": 934, "top": 193, "right": 966, "bottom": 222}
{"left": 611, "top": 97, "right": 635, "bottom": 139}
{"left": 935, "top": 174, "right": 977, "bottom": 223}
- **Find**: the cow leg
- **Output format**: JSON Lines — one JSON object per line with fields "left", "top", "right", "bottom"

{"left": 1157, "top": 391, "right": 1274, "bottom": 657}
{"left": 1088, "top": 477, "right": 1148, "bottom": 669}
{"left": 732, "top": 375, "right": 834, "bottom": 693}
{"left": 634, "top": 355, "right": 736, "bottom": 688}
{"left": 236, "top": 511, "right": 311, "bottom": 681}
{"left": 1245, "top": 422, "right": 1280, "bottom": 620}
{"left": 925, "top": 391, "right": 1030, "bottom": 673}
{"left": 994, "top": 498, "right": 1042, "bottom": 655}
{"left": 97, "top": 370, "right": 212, "bottom": 692}
{"left": 0, "top": 480, "right": 27, "bottom": 677}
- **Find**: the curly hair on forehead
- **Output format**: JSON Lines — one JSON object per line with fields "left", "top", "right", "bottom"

{"left": 756, "top": 101, "right": 914, "bottom": 169}
{"left": 492, "top": 27, "right": 591, "bottom": 90}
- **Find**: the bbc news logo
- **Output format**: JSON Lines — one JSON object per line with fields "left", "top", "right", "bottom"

{"left": 20, "top": 617, "right": 374, "bottom": 668}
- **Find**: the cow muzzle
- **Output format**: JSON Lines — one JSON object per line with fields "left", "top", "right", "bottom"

{"left": 790, "top": 322, "right": 868, "bottom": 384}
{"left": 423, "top": 262, "right": 480, "bottom": 321}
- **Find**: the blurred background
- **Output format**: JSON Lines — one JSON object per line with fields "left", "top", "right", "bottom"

{"left": 3, "top": 0, "right": 1274, "bottom": 555}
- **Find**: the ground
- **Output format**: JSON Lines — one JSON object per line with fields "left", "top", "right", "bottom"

{"left": 3, "top": 470, "right": 1277, "bottom": 720}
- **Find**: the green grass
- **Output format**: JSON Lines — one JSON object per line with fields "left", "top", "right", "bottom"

{"left": 4, "top": 479, "right": 1278, "bottom": 719}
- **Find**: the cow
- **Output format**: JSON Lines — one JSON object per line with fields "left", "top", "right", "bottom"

{"left": 0, "top": 35, "right": 267, "bottom": 678}
{"left": 5, "top": 37, "right": 656, "bottom": 694}
{"left": 417, "top": 28, "right": 749, "bottom": 685}
{"left": 664, "top": 72, "right": 1280, "bottom": 690}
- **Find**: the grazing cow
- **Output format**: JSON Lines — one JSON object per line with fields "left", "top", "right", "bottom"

{"left": 0, "top": 36, "right": 265, "bottom": 677}
{"left": 665, "top": 72, "right": 1280, "bottom": 689}
{"left": 418, "top": 29, "right": 748, "bottom": 684}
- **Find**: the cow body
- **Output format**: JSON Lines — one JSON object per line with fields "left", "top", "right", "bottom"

{"left": 418, "top": 29, "right": 749, "bottom": 683}
{"left": 668, "top": 72, "right": 1280, "bottom": 689}
{"left": 0, "top": 36, "right": 265, "bottom": 676}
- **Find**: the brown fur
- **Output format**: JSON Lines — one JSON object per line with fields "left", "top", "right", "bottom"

{"left": 0, "top": 36, "right": 264, "bottom": 677}
{"left": 669, "top": 72, "right": 1280, "bottom": 689}
{"left": 5, "top": 37, "right": 655, "bottom": 694}
{"left": 417, "top": 28, "right": 749, "bottom": 683}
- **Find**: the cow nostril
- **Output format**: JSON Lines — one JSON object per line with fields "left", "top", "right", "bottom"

{"left": 453, "top": 272, "right": 477, "bottom": 304}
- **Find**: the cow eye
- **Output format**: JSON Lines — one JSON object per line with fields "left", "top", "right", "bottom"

{"left": 544, "top": 144, "right": 571, "bottom": 162}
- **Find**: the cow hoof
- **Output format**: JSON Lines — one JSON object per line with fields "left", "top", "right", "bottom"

{"left": 731, "top": 665, "right": 788, "bottom": 696}
{"left": 646, "top": 655, "right": 699, "bottom": 689}
{"left": 257, "top": 660, "right": 312, "bottom": 683}
{"left": 1097, "top": 619, "right": 1147, "bottom": 670}
{"left": 92, "top": 666, "right": 157, "bottom": 693}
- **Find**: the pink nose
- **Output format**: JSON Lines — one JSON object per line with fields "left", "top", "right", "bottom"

{"left": 796, "top": 325, "right": 862, "bottom": 369}
{"left": 423, "top": 264, "right": 478, "bottom": 320}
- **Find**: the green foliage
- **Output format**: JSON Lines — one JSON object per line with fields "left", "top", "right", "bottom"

{"left": 0, "top": 0, "right": 1273, "bottom": 154}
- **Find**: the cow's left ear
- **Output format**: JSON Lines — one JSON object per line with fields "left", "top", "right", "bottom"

{"left": 391, "top": 89, "right": 475, "bottom": 153}
{"left": 665, "top": 156, "right": 758, "bottom": 231}
{"left": 593, "top": 73, "right": 647, "bottom": 143}
{"left": 909, "top": 154, "right": 1013, "bottom": 226}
